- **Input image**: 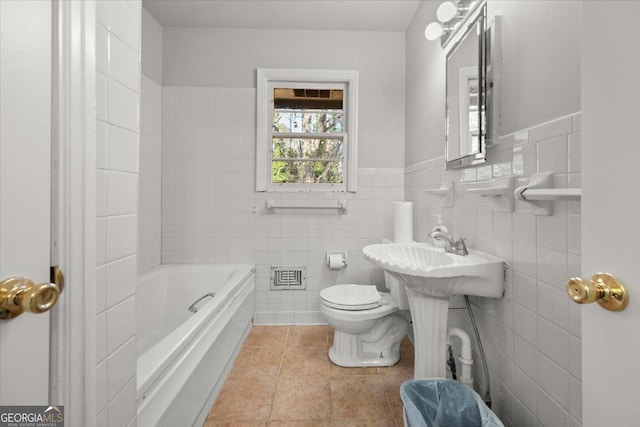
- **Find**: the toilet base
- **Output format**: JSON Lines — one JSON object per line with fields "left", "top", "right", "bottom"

{"left": 328, "top": 313, "right": 409, "bottom": 368}
{"left": 328, "top": 344, "right": 400, "bottom": 367}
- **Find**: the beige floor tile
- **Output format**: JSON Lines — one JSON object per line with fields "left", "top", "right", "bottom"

{"left": 280, "top": 344, "right": 331, "bottom": 377}
{"left": 270, "top": 376, "right": 331, "bottom": 421}
{"left": 381, "top": 375, "right": 407, "bottom": 421}
{"left": 393, "top": 412, "right": 405, "bottom": 427}
{"left": 330, "top": 363, "right": 380, "bottom": 377}
{"left": 204, "top": 422, "right": 267, "bottom": 427}
{"left": 268, "top": 421, "right": 331, "bottom": 427}
{"left": 208, "top": 376, "right": 277, "bottom": 422}
{"left": 285, "top": 325, "right": 330, "bottom": 347}
{"left": 400, "top": 336, "right": 413, "bottom": 349}
{"left": 244, "top": 326, "right": 289, "bottom": 347}
{"left": 229, "top": 346, "right": 283, "bottom": 378}
{"left": 330, "top": 376, "right": 394, "bottom": 421}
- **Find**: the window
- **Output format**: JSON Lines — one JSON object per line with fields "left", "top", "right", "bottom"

{"left": 256, "top": 69, "right": 358, "bottom": 192}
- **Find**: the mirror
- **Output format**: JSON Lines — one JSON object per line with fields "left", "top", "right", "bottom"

{"left": 445, "top": 5, "right": 490, "bottom": 169}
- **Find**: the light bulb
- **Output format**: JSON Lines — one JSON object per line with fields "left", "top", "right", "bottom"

{"left": 424, "top": 22, "right": 444, "bottom": 41}
{"left": 437, "top": 1, "right": 458, "bottom": 23}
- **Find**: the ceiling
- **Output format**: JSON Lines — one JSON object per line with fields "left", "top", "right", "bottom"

{"left": 142, "top": 0, "right": 422, "bottom": 32}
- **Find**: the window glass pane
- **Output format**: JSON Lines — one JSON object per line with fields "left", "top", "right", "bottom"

{"left": 272, "top": 160, "right": 344, "bottom": 184}
{"left": 273, "top": 111, "right": 343, "bottom": 133}
{"left": 272, "top": 138, "right": 343, "bottom": 160}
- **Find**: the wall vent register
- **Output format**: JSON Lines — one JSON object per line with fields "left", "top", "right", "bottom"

{"left": 270, "top": 266, "right": 307, "bottom": 290}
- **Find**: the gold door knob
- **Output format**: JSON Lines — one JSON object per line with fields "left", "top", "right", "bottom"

{"left": 566, "top": 273, "right": 628, "bottom": 311}
{"left": 0, "top": 276, "right": 60, "bottom": 320}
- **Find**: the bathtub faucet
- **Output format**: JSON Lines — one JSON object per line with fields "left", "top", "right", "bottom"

{"left": 428, "top": 230, "right": 469, "bottom": 256}
{"left": 188, "top": 293, "right": 216, "bottom": 313}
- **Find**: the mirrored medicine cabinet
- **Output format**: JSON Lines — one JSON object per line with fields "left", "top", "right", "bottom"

{"left": 444, "top": 3, "right": 496, "bottom": 170}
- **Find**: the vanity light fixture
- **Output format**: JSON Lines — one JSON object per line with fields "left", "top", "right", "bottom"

{"left": 437, "top": 1, "right": 458, "bottom": 23}
{"left": 424, "top": 0, "right": 479, "bottom": 42}
{"left": 424, "top": 22, "right": 444, "bottom": 41}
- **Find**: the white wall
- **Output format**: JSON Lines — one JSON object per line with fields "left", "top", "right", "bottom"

{"left": 490, "top": 1, "right": 580, "bottom": 136}
{"left": 162, "top": 27, "right": 406, "bottom": 168}
{"left": 95, "top": 1, "right": 141, "bottom": 426}
{"left": 405, "top": 1, "right": 582, "bottom": 426}
{"left": 142, "top": 8, "right": 163, "bottom": 85}
{"left": 405, "top": 1, "right": 446, "bottom": 163}
{"left": 139, "top": 10, "right": 163, "bottom": 273}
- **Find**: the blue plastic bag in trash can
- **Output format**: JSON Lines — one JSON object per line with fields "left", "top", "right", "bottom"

{"left": 400, "top": 379, "right": 504, "bottom": 427}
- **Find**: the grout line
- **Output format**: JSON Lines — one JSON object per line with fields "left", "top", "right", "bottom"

{"left": 376, "top": 372, "right": 396, "bottom": 422}
{"left": 277, "top": 327, "right": 287, "bottom": 377}
{"left": 283, "top": 325, "right": 291, "bottom": 348}
{"left": 267, "top": 325, "right": 288, "bottom": 423}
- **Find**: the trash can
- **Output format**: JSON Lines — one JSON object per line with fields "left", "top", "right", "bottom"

{"left": 400, "top": 379, "right": 504, "bottom": 427}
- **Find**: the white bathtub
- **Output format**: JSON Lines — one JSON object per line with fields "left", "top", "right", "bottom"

{"left": 136, "top": 264, "right": 255, "bottom": 427}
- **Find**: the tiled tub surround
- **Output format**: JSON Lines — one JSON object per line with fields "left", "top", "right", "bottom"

{"left": 161, "top": 86, "right": 405, "bottom": 324}
{"left": 138, "top": 75, "right": 162, "bottom": 274}
{"left": 405, "top": 114, "right": 582, "bottom": 427}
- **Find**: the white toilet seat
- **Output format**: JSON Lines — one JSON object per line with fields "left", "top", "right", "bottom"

{"left": 320, "top": 299, "right": 381, "bottom": 311}
{"left": 320, "top": 284, "right": 382, "bottom": 311}
{"left": 319, "top": 296, "right": 398, "bottom": 321}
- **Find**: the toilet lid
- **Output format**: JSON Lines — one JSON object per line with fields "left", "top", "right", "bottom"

{"left": 320, "top": 284, "right": 382, "bottom": 310}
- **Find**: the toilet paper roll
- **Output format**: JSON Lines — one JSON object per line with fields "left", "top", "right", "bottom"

{"left": 328, "top": 253, "right": 344, "bottom": 270}
{"left": 393, "top": 202, "right": 413, "bottom": 243}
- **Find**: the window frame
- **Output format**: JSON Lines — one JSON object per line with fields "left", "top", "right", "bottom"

{"left": 256, "top": 68, "right": 359, "bottom": 192}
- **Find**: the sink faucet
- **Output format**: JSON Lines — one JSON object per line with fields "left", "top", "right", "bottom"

{"left": 428, "top": 230, "right": 469, "bottom": 256}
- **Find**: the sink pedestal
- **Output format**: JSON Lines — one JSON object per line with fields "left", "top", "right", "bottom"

{"left": 405, "top": 287, "right": 450, "bottom": 378}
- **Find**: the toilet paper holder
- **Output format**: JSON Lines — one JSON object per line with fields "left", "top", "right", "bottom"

{"left": 326, "top": 251, "right": 348, "bottom": 269}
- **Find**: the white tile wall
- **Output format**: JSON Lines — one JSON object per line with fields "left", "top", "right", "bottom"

{"left": 108, "top": 125, "right": 139, "bottom": 172}
{"left": 161, "top": 86, "right": 404, "bottom": 323}
{"left": 138, "top": 75, "right": 162, "bottom": 273}
{"left": 405, "top": 114, "right": 582, "bottom": 427}
{"left": 95, "top": 1, "right": 141, "bottom": 426}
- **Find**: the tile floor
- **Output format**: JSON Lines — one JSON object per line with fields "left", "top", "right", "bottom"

{"left": 204, "top": 325, "right": 415, "bottom": 427}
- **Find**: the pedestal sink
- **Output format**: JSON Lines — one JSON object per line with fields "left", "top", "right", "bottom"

{"left": 362, "top": 242, "right": 505, "bottom": 379}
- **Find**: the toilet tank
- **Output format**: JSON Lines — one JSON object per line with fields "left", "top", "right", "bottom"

{"left": 384, "top": 271, "right": 410, "bottom": 311}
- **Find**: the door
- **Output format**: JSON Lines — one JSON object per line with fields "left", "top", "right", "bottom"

{"left": 581, "top": 1, "right": 640, "bottom": 425}
{"left": 0, "top": 0, "right": 53, "bottom": 404}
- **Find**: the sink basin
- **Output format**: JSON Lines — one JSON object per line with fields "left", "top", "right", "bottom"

{"left": 362, "top": 243, "right": 505, "bottom": 298}
{"left": 362, "top": 242, "right": 506, "bottom": 379}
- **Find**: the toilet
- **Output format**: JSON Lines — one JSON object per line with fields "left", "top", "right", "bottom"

{"left": 319, "top": 273, "right": 410, "bottom": 367}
